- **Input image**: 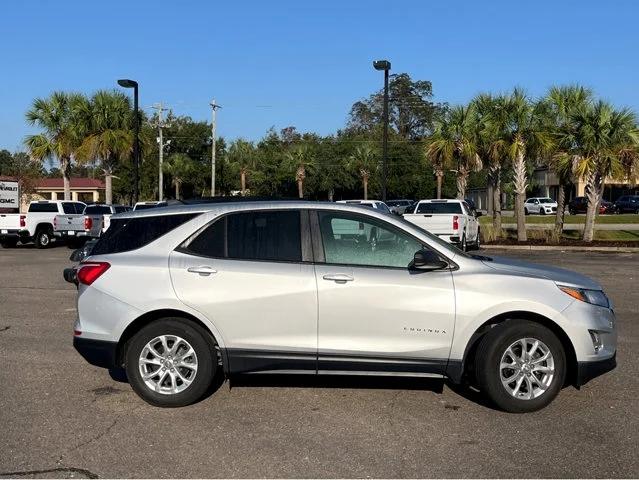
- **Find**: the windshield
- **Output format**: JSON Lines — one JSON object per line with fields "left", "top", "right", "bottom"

{"left": 416, "top": 202, "right": 463, "bottom": 214}
{"left": 84, "top": 205, "right": 112, "bottom": 215}
{"left": 539, "top": 198, "right": 554, "bottom": 204}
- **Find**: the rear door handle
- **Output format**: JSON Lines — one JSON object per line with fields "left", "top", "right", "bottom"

{"left": 322, "top": 273, "right": 354, "bottom": 283}
{"left": 187, "top": 266, "right": 217, "bottom": 276}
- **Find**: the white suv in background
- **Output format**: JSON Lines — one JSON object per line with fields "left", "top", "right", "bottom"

{"left": 524, "top": 197, "right": 558, "bottom": 215}
{"left": 69, "top": 201, "right": 616, "bottom": 412}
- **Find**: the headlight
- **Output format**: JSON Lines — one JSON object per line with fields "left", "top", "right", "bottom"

{"left": 558, "top": 285, "right": 610, "bottom": 308}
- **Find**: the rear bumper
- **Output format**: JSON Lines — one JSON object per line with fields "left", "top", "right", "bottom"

{"left": 575, "top": 353, "right": 616, "bottom": 387}
{"left": 73, "top": 336, "right": 118, "bottom": 369}
{"left": 0, "top": 229, "right": 20, "bottom": 240}
{"left": 55, "top": 230, "right": 92, "bottom": 238}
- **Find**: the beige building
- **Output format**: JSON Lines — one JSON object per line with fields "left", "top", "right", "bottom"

{"left": 18, "top": 177, "right": 105, "bottom": 211}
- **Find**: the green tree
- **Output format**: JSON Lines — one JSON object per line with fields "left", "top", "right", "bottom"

{"left": 228, "top": 139, "right": 257, "bottom": 195}
{"left": 542, "top": 85, "right": 593, "bottom": 235}
{"left": 557, "top": 101, "right": 639, "bottom": 242}
{"left": 426, "top": 105, "right": 481, "bottom": 199}
{"left": 346, "top": 144, "right": 378, "bottom": 199}
{"left": 163, "top": 153, "right": 195, "bottom": 200}
{"left": 283, "top": 144, "right": 316, "bottom": 198}
{"left": 24, "top": 91, "right": 89, "bottom": 200}
{"left": 347, "top": 73, "right": 446, "bottom": 140}
{"left": 76, "top": 90, "right": 133, "bottom": 204}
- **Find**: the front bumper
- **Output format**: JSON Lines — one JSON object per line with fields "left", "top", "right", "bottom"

{"left": 576, "top": 353, "right": 616, "bottom": 387}
{"left": 73, "top": 336, "right": 118, "bottom": 369}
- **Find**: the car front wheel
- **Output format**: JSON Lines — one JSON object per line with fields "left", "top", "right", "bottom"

{"left": 125, "top": 318, "right": 217, "bottom": 407}
{"left": 475, "top": 320, "right": 566, "bottom": 413}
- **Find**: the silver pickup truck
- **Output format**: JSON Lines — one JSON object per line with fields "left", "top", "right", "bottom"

{"left": 53, "top": 206, "right": 104, "bottom": 246}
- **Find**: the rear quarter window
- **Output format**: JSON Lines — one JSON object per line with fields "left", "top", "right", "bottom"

{"left": 415, "top": 202, "right": 463, "bottom": 214}
{"left": 91, "top": 213, "right": 199, "bottom": 255}
{"left": 29, "top": 203, "right": 59, "bottom": 213}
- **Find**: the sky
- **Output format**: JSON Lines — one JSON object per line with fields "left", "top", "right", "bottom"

{"left": 1, "top": 0, "right": 638, "bottom": 152}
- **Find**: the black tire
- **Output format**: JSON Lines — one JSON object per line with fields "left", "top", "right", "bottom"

{"left": 460, "top": 234, "right": 468, "bottom": 252}
{"left": 125, "top": 318, "right": 217, "bottom": 407}
{"left": 568, "top": 208, "right": 575, "bottom": 215}
{"left": 539, "top": 208, "right": 545, "bottom": 215}
{"left": 524, "top": 208, "right": 529, "bottom": 216}
{"left": 34, "top": 228, "right": 52, "bottom": 249}
{"left": 1, "top": 239, "right": 18, "bottom": 248}
{"left": 475, "top": 320, "right": 566, "bottom": 413}
{"left": 474, "top": 228, "right": 481, "bottom": 250}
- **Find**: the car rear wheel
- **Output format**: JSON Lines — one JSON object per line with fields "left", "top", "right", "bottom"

{"left": 125, "top": 318, "right": 217, "bottom": 407}
{"left": 475, "top": 320, "right": 566, "bottom": 413}
{"left": 34, "top": 228, "right": 52, "bottom": 249}
{"left": 460, "top": 234, "right": 468, "bottom": 252}
{"left": 524, "top": 208, "right": 529, "bottom": 215}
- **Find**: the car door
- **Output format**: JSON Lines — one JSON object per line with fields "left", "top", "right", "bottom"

{"left": 311, "top": 210, "right": 456, "bottom": 376}
{"left": 169, "top": 209, "right": 318, "bottom": 374}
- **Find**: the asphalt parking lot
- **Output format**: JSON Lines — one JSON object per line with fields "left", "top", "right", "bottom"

{"left": 0, "top": 245, "right": 637, "bottom": 478}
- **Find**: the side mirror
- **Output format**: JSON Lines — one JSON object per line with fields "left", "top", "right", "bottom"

{"left": 69, "top": 248, "right": 85, "bottom": 262}
{"left": 410, "top": 249, "right": 449, "bottom": 271}
{"left": 474, "top": 210, "right": 483, "bottom": 217}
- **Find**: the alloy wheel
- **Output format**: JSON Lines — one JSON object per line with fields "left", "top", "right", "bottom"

{"left": 138, "top": 335, "right": 198, "bottom": 395}
{"left": 499, "top": 337, "right": 555, "bottom": 400}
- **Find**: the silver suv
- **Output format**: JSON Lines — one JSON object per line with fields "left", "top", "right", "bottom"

{"left": 71, "top": 201, "right": 617, "bottom": 412}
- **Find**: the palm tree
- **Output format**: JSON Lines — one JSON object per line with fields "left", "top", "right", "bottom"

{"left": 228, "top": 139, "right": 256, "bottom": 195}
{"left": 544, "top": 85, "right": 593, "bottom": 235}
{"left": 472, "top": 93, "right": 509, "bottom": 231}
{"left": 283, "top": 144, "right": 316, "bottom": 199}
{"left": 426, "top": 105, "right": 481, "bottom": 199}
{"left": 557, "top": 101, "right": 639, "bottom": 242}
{"left": 499, "top": 89, "right": 552, "bottom": 241}
{"left": 163, "top": 153, "right": 194, "bottom": 199}
{"left": 346, "top": 144, "right": 378, "bottom": 199}
{"left": 76, "top": 90, "right": 133, "bottom": 204}
{"left": 25, "top": 92, "right": 89, "bottom": 200}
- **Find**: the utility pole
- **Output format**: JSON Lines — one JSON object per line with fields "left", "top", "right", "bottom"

{"left": 152, "top": 103, "right": 169, "bottom": 201}
{"left": 210, "top": 100, "right": 221, "bottom": 197}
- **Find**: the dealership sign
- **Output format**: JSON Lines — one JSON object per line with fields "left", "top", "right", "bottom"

{"left": 0, "top": 181, "right": 19, "bottom": 209}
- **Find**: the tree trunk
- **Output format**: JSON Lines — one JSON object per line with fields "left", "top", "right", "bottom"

{"left": 513, "top": 150, "right": 528, "bottom": 242}
{"left": 297, "top": 179, "right": 303, "bottom": 199}
{"left": 489, "top": 165, "right": 502, "bottom": 232}
{"left": 175, "top": 181, "right": 180, "bottom": 200}
{"left": 583, "top": 171, "right": 603, "bottom": 242}
{"left": 456, "top": 168, "right": 468, "bottom": 200}
{"left": 240, "top": 170, "right": 246, "bottom": 195}
{"left": 104, "top": 170, "right": 113, "bottom": 205}
{"left": 363, "top": 176, "right": 368, "bottom": 200}
{"left": 554, "top": 183, "right": 567, "bottom": 237}
{"left": 61, "top": 157, "right": 71, "bottom": 200}
{"left": 435, "top": 172, "right": 443, "bottom": 199}
{"left": 328, "top": 188, "right": 334, "bottom": 202}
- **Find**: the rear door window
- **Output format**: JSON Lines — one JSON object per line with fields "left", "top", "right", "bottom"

{"left": 29, "top": 203, "right": 58, "bottom": 213}
{"left": 182, "top": 210, "right": 302, "bottom": 262}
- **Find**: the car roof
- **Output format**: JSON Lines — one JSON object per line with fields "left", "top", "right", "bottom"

{"left": 112, "top": 200, "right": 398, "bottom": 220}
{"left": 417, "top": 199, "right": 462, "bottom": 203}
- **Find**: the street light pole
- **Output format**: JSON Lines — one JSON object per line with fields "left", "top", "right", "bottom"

{"left": 210, "top": 100, "right": 221, "bottom": 197}
{"left": 373, "top": 60, "right": 391, "bottom": 202}
{"left": 118, "top": 79, "right": 140, "bottom": 204}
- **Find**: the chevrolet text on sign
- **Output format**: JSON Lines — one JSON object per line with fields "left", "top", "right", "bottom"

{"left": 0, "top": 181, "right": 19, "bottom": 208}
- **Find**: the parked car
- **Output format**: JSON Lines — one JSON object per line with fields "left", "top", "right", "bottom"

{"left": 336, "top": 200, "right": 392, "bottom": 214}
{"left": 402, "top": 199, "right": 480, "bottom": 251}
{"left": 84, "top": 204, "right": 131, "bottom": 233}
{"left": 386, "top": 199, "right": 414, "bottom": 215}
{"left": 524, "top": 197, "right": 557, "bottom": 215}
{"left": 568, "top": 197, "right": 614, "bottom": 215}
{"left": 0, "top": 200, "right": 86, "bottom": 248}
{"left": 68, "top": 201, "right": 616, "bottom": 412}
{"left": 613, "top": 195, "right": 639, "bottom": 214}
{"left": 133, "top": 201, "right": 168, "bottom": 211}
{"left": 53, "top": 208, "right": 104, "bottom": 246}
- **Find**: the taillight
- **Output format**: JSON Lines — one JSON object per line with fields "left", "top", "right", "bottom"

{"left": 53, "top": 216, "right": 57, "bottom": 229}
{"left": 19, "top": 215, "right": 26, "bottom": 228}
{"left": 77, "top": 262, "right": 110, "bottom": 285}
{"left": 84, "top": 216, "right": 92, "bottom": 230}
{"left": 452, "top": 215, "right": 459, "bottom": 230}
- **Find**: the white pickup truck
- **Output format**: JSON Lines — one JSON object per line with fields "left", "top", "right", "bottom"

{"left": 402, "top": 199, "right": 481, "bottom": 251}
{"left": 0, "top": 200, "right": 87, "bottom": 248}
{"left": 84, "top": 204, "right": 131, "bottom": 233}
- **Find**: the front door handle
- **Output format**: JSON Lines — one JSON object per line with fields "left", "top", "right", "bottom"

{"left": 187, "top": 266, "right": 217, "bottom": 276}
{"left": 322, "top": 273, "right": 354, "bottom": 283}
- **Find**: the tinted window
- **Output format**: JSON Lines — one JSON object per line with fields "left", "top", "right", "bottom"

{"left": 92, "top": 213, "right": 198, "bottom": 255}
{"left": 539, "top": 198, "right": 554, "bottom": 204}
{"left": 318, "top": 211, "right": 423, "bottom": 268}
{"left": 85, "top": 206, "right": 112, "bottom": 215}
{"left": 415, "top": 202, "right": 462, "bottom": 214}
{"left": 29, "top": 202, "right": 58, "bottom": 213}
{"left": 377, "top": 203, "right": 391, "bottom": 213}
{"left": 114, "top": 206, "right": 130, "bottom": 213}
{"left": 184, "top": 211, "right": 302, "bottom": 262}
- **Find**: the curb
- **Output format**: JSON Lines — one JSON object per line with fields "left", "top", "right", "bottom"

{"left": 482, "top": 244, "right": 639, "bottom": 253}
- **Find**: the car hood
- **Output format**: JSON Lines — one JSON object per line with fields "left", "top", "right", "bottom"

{"left": 481, "top": 255, "right": 601, "bottom": 290}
